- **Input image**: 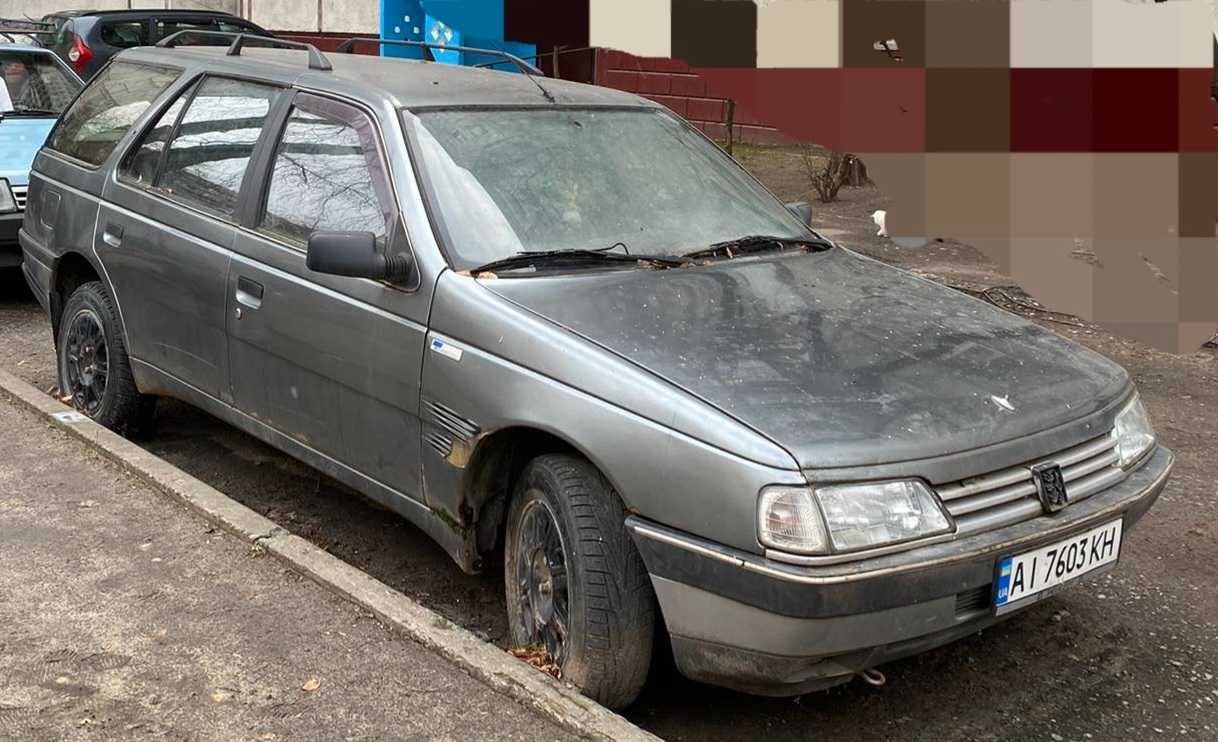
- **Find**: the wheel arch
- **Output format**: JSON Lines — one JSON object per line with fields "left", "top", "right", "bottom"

{"left": 49, "top": 250, "right": 103, "bottom": 340}
{"left": 464, "top": 425, "right": 594, "bottom": 557}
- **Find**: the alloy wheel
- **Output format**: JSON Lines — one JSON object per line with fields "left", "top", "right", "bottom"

{"left": 512, "top": 495, "right": 570, "bottom": 666}
{"left": 63, "top": 308, "right": 108, "bottom": 415}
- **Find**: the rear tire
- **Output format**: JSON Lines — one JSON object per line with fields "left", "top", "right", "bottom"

{"left": 56, "top": 281, "right": 155, "bottom": 436}
{"left": 504, "top": 454, "right": 655, "bottom": 710}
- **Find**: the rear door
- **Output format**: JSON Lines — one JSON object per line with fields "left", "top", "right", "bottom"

{"left": 227, "top": 92, "right": 429, "bottom": 502}
{"left": 33, "top": 60, "right": 181, "bottom": 334}
{"left": 101, "top": 74, "right": 283, "bottom": 401}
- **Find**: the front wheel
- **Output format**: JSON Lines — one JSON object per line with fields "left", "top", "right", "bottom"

{"left": 504, "top": 454, "right": 655, "bottom": 710}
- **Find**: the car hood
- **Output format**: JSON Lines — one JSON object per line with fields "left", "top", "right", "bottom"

{"left": 482, "top": 248, "right": 1130, "bottom": 470}
{"left": 0, "top": 117, "right": 56, "bottom": 184}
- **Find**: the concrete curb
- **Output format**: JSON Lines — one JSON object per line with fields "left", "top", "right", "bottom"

{"left": 0, "top": 368, "right": 658, "bottom": 742}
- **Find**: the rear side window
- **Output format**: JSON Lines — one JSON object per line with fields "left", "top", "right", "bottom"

{"left": 47, "top": 62, "right": 180, "bottom": 167}
{"left": 99, "top": 21, "right": 148, "bottom": 48}
{"left": 260, "top": 95, "right": 394, "bottom": 245}
{"left": 158, "top": 76, "right": 278, "bottom": 218}
{"left": 157, "top": 18, "right": 254, "bottom": 44}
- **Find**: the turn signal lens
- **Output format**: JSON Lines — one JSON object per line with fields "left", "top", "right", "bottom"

{"left": 0, "top": 179, "right": 16, "bottom": 214}
{"left": 758, "top": 486, "right": 828, "bottom": 555}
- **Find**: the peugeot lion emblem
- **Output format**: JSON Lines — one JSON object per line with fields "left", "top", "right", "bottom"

{"left": 1031, "top": 461, "right": 1068, "bottom": 513}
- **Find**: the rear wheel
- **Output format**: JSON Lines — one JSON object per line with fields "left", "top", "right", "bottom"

{"left": 57, "top": 281, "right": 155, "bottom": 436}
{"left": 504, "top": 454, "right": 655, "bottom": 709}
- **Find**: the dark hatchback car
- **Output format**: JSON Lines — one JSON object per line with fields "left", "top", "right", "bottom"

{"left": 20, "top": 35, "right": 1173, "bottom": 710}
{"left": 42, "top": 9, "right": 272, "bottom": 79}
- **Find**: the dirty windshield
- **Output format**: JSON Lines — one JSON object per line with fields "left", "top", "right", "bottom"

{"left": 409, "top": 107, "right": 807, "bottom": 270}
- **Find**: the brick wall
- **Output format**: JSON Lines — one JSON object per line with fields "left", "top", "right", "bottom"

{"left": 272, "top": 31, "right": 378, "bottom": 53}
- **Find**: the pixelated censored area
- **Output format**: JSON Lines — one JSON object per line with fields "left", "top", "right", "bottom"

{"left": 583, "top": 0, "right": 1218, "bottom": 352}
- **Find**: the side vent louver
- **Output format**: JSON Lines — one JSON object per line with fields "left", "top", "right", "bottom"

{"left": 423, "top": 399, "right": 479, "bottom": 460}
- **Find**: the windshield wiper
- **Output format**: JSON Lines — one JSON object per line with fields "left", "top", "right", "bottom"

{"left": 684, "top": 234, "right": 834, "bottom": 261}
{"left": 4, "top": 107, "right": 59, "bottom": 117}
{"left": 468, "top": 248, "right": 688, "bottom": 276}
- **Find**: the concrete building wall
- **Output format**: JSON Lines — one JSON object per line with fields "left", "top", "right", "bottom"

{"left": 247, "top": 0, "right": 316, "bottom": 32}
{"left": 0, "top": 0, "right": 349, "bottom": 29}
{"left": 245, "top": 0, "right": 376, "bottom": 33}
{"left": 321, "top": 0, "right": 378, "bottom": 33}
{"left": 8, "top": 0, "right": 134, "bottom": 18}
{"left": 4, "top": 0, "right": 239, "bottom": 19}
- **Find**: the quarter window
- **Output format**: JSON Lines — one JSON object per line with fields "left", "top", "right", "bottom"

{"left": 260, "top": 96, "right": 393, "bottom": 245}
{"left": 118, "top": 82, "right": 194, "bottom": 186}
{"left": 47, "top": 62, "right": 180, "bottom": 167}
{"left": 159, "top": 76, "right": 277, "bottom": 219}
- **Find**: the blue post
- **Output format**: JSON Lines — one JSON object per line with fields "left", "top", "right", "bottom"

{"left": 377, "top": 0, "right": 535, "bottom": 71}
{"left": 379, "top": 0, "right": 426, "bottom": 59}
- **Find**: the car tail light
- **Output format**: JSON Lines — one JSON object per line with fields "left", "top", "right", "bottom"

{"left": 68, "top": 34, "right": 92, "bottom": 73}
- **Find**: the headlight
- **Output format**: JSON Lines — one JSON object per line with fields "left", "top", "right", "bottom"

{"left": 1114, "top": 394, "right": 1155, "bottom": 468}
{"left": 0, "top": 179, "right": 15, "bottom": 214}
{"left": 758, "top": 480, "right": 953, "bottom": 555}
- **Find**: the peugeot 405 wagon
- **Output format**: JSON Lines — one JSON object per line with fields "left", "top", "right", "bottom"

{"left": 20, "top": 33, "right": 1173, "bottom": 709}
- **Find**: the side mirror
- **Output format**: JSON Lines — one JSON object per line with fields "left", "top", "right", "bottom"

{"left": 306, "top": 230, "right": 413, "bottom": 282}
{"left": 785, "top": 201, "right": 814, "bottom": 228}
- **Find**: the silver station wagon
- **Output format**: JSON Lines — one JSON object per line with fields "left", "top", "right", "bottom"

{"left": 20, "top": 34, "right": 1173, "bottom": 709}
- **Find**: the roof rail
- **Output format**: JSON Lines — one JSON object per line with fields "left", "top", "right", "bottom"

{"left": 0, "top": 28, "right": 55, "bottom": 37}
{"left": 0, "top": 17, "right": 54, "bottom": 30}
{"left": 334, "top": 37, "right": 543, "bottom": 76}
{"left": 156, "top": 30, "right": 332, "bottom": 71}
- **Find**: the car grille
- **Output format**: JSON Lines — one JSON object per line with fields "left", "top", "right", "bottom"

{"left": 11, "top": 184, "right": 27, "bottom": 211}
{"left": 935, "top": 432, "right": 1125, "bottom": 537}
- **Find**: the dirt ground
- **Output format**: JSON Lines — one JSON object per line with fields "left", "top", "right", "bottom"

{"left": 1, "top": 146, "right": 1216, "bottom": 741}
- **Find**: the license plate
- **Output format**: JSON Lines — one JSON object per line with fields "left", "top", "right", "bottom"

{"left": 994, "top": 519, "right": 1122, "bottom": 614}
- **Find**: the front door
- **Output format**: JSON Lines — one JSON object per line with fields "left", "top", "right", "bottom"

{"left": 99, "top": 74, "right": 281, "bottom": 401}
{"left": 226, "top": 92, "right": 429, "bottom": 502}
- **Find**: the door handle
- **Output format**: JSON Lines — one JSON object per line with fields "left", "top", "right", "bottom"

{"left": 101, "top": 223, "right": 123, "bottom": 248}
{"left": 235, "top": 276, "right": 264, "bottom": 310}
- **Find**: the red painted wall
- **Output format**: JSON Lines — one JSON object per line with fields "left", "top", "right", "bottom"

{"left": 593, "top": 48, "right": 790, "bottom": 145}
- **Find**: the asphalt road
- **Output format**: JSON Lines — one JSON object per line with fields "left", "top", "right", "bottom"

{"left": 4, "top": 257, "right": 1217, "bottom": 742}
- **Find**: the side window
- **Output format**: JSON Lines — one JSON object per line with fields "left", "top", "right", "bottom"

{"left": 99, "top": 21, "right": 148, "bottom": 48}
{"left": 260, "top": 96, "right": 394, "bottom": 246}
{"left": 156, "top": 19, "right": 256, "bottom": 44}
{"left": 158, "top": 76, "right": 277, "bottom": 219}
{"left": 157, "top": 19, "right": 226, "bottom": 45}
{"left": 117, "top": 81, "right": 195, "bottom": 186}
{"left": 51, "top": 19, "right": 73, "bottom": 47}
{"left": 47, "top": 61, "right": 180, "bottom": 167}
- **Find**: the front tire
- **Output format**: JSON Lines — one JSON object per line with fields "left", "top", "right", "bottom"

{"left": 57, "top": 281, "right": 155, "bottom": 435}
{"left": 504, "top": 454, "right": 655, "bottom": 710}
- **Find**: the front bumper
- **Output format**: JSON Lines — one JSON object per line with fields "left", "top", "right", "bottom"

{"left": 0, "top": 212, "right": 22, "bottom": 268}
{"left": 629, "top": 445, "right": 1173, "bottom": 696}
